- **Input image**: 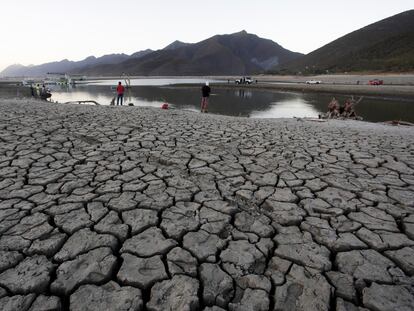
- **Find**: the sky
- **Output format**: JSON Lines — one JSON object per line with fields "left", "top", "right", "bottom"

{"left": 0, "top": 0, "right": 413, "bottom": 72}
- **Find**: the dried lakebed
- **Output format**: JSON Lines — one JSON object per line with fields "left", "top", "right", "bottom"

{"left": 0, "top": 99, "right": 413, "bottom": 311}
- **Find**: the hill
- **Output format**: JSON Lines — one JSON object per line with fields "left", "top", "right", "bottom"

{"left": 72, "top": 31, "right": 303, "bottom": 76}
{"left": 275, "top": 10, "right": 414, "bottom": 74}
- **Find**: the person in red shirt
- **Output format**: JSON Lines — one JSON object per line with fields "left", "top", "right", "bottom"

{"left": 116, "top": 82, "right": 125, "bottom": 106}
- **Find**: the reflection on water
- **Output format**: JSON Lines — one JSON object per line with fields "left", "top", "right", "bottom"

{"left": 46, "top": 82, "right": 414, "bottom": 122}
{"left": 234, "top": 89, "right": 253, "bottom": 99}
{"left": 86, "top": 78, "right": 225, "bottom": 86}
{"left": 251, "top": 98, "right": 319, "bottom": 118}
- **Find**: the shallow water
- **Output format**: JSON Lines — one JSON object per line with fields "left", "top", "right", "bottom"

{"left": 3, "top": 78, "right": 414, "bottom": 122}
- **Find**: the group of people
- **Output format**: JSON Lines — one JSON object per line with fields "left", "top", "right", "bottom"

{"left": 30, "top": 84, "right": 51, "bottom": 100}
{"left": 114, "top": 80, "right": 211, "bottom": 111}
{"left": 327, "top": 96, "right": 358, "bottom": 118}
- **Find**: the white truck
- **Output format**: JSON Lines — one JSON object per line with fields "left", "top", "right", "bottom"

{"left": 235, "top": 77, "right": 254, "bottom": 84}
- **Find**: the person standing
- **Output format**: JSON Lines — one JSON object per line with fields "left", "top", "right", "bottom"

{"left": 201, "top": 82, "right": 211, "bottom": 113}
{"left": 116, "top": 81, "right": 125, "bottom": 106}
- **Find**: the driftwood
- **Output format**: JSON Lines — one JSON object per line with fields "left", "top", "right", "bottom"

{"left": 384, "top": 120, "right": 414, "bottom": 126}
{"left": 319, "top": 113, "right": 363, "bottom": 121}
{"left": 62, "top": 100, "right": 100, "bottom": 106}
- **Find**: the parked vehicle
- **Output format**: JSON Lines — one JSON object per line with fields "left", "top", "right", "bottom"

{"left": 368, "top": 79, "right": 384, "bottom": 85}
{"left": 235, "top": 77, "right": 254, "bottom": 84}
{"left": 306, "top": 80, "right": 322, "bottom": 84}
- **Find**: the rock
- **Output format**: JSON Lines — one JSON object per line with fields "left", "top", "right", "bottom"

{"left": 236, "top": 274, "right": 272, "bottom": 293}
{"left": 301, "top": 198, "right": 343, "bottom": 217}
{"left": 121, "top": 227, "right": 177, "bottom": 257}
{"left": 330, "top": 215, "right": 362, "bottom": 232}
{"left": 161, "top": 202, "right": 200, "bottom": 239}
{"left": 265, "top": 256, "right": 292, "bottom": 286}
{"left": 348, "top": 212, "right": 398, "bottom": 232}
{"left": 4, "top": 213, "right": 50, "bottom": 238}
{"left": 200, "top": 263, "right": 234, "bottom": 308}
{"left": 269, "top": 187, "right": 297, "bottom": 203}
{"left": 356, "top": 227, "right": 414, "bottom": 251}
{"left": 26, "top": 230, "right": 67, "bottom": 257}
{"left": 0, "top": 250, "right": 24, "bottom": 273}
{"left": 199, "top": 206, "right": 231, "bottom": 235}
{"left": 167, "top": 247, "right": 198, "bottom": 277}
{"left": 316, "top": 187, "right": 356, "bottom": 212}
{"left": 273, "top": 264, "right": 332, "bottom": 311}
{"left": 305, "top": 178, "right": 328, "bottom": 192}
{"left": 262, "top": 200, "right": 306, "bottom": 225}
{"left": 70, "top": 281, "right": 143, "bottom": 311}
{"left": 248, "top": 172, "right": 278, "bottom": 187}
{"left": 0, "top": 294, "right": 36, "bottom": 311}
{"left": 54, "top": 228, "right": 118, "bottom": 262}
{"left": 336, "top": 249, "right": 407, "bottom": 283}
{"left": 274, "top": 227, "right": 331, "bottom": 272}
{"left": 183, "top": 230, "right": 224, "bottom": 262}
{"left": 0, "top": 255, "right": 54, "bottom": 294}
{"left": 94, "top": 211, "right": 129, "bottom": 241}
{"left": 326, "top": 271, "right": 357, "bottom": 302}
{"left": 385, "top": 247, "right": 414, "bottom": 276}
{"left": 388, "top": 188, "right": 414, "bottom": 206}
{"left": 203, "top": 200, "right": 239, "bottom": 215}
{"left": 86, "top": 201, "right": 108, "bottom": 223}
{"left": 203, "top": 307, "right": 226, "bottom": 311}
{"left": 229, "top": 288, "right": 269, "bottom": 311}
{"left": 108, "top": 192, "right": 137, "bottom": 212}
{"left": 0, "top": 234, "right": 31, "bottom": 251}
{"left": 220, "top": 240, "right": 266, "bottom": 277}
{"left": 300, "top": 217, "right": 367, "bottom": 251}
{"left": 122, "top": 208, "right": 158, "bottom": 235}
{"left": 28, "top": 295, "right": 61, "bottom": 311}
{"left": 363, "top": 283, "right": 414, "bottom": 311}
{"left": 336, "top": 298, "right": 368, "bottom": 311}
{"left": 54, "top": 208, "right": 93, "bottom": 234}
{"left": 0, "top": 287, "right": 6, "bottom": 298}
{"left": 147, "top": 275, "right": 199, "bottom": 311}
{"left": 117, "top": 253, "right": 168, "bottom": 289}
{"left": 51, "top": 247, "right": 117, "bottom": 295}
{"left": 234, "top": 211, "right": 274, "bottom": 237}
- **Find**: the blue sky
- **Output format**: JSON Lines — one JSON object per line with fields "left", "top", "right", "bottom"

{"left": 0, "top": 0, "right": 412, "bottom": 71}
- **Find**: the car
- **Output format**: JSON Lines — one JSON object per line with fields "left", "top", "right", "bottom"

{"left": 306, "top": 80, "right": 322, "bottom": 84}
{"left": 235, "top": 77, "right": 254, "bottom": 84}
{"left": 368, "top": 79, "right": 384, "bottom": 85}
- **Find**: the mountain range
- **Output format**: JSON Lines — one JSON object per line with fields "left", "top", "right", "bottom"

{"left": 2, "top": 9, "right": 413, "bottom": 77}
{"left": 0, "top": 49, "right": 153, "bottom": 77}
{"left": 73, "top": 31, "right": 303, "bottom": 76}
{"left": 1, "top": 31, "right": 302, "bottom": 77}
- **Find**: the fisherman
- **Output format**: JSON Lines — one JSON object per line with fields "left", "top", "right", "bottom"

{"left": 116, "top": 81, "right": 125, "bottom": 106}
{"left": 201, "top": 81, "right": 211, "bottom": 113}
{"left": 327, "top": 97, "right": 339, "bottom": 118}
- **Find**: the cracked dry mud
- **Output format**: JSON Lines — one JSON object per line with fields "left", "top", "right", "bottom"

{"left": 0, "top": 99, "right": 413, "bottom": 311}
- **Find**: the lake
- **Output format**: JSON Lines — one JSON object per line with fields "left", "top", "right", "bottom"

{"left": 4, "top": 78, "right": 414, "bottom": 122}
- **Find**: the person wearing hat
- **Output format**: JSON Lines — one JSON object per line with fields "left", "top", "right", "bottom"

{"left": 201, "top": 81, "right": 211, "bottom": 113}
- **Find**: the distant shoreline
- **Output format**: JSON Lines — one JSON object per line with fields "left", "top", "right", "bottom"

{"left": 207, "top": 82, "right": 414, "bottom": 100}
{"left": 2, "top": 73, "right": 414, "bottom": 99}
